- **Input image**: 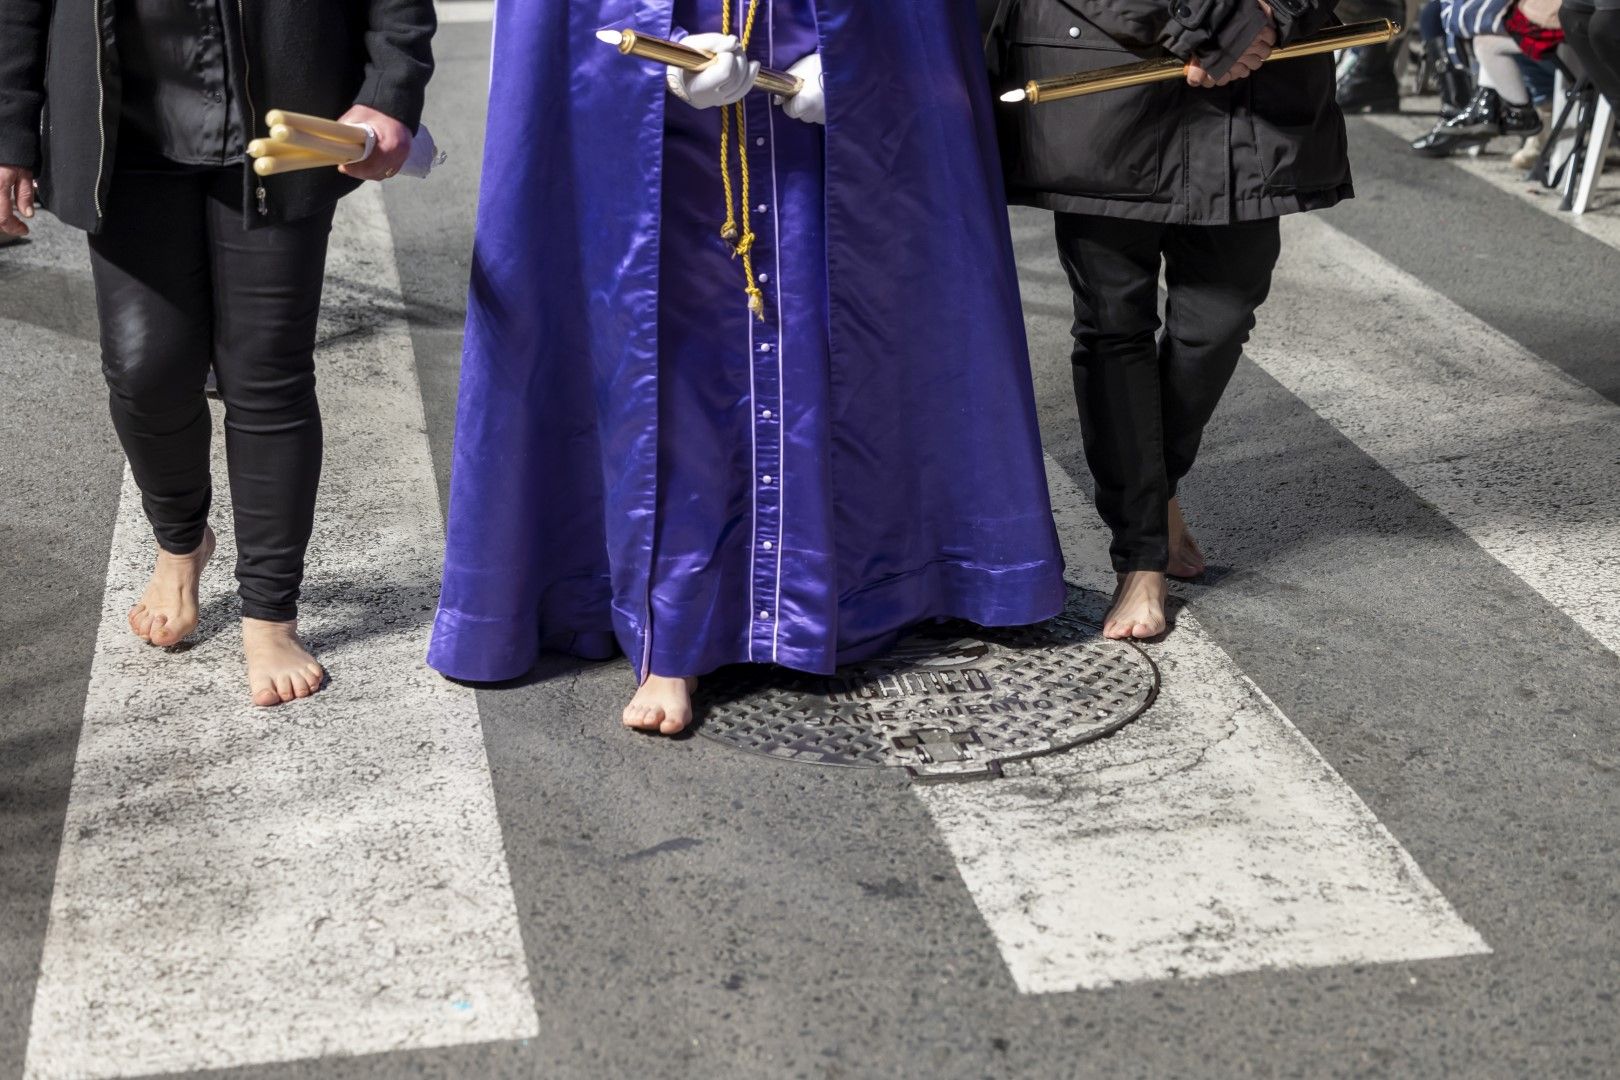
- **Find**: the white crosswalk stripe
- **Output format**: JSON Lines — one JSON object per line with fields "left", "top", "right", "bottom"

{"left": 1252, "top": 213, "right": 1620, "bottom": 658}
{"left": 913, "top": 457, "right": 1490, "bottom": 994}
{"left": 23, "top": 188, "right": 538, "bottom": 1080}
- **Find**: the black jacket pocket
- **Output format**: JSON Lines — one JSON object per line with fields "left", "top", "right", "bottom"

{"left": 1246, "top": 54, "right": 1350, "bottom": 193}
{"left": 999, "top": 25, "right": 1170, "bottom": 200}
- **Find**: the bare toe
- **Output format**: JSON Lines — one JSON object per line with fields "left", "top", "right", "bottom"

{"left": 149, "top": 615, "right": 182, "bottom": 647}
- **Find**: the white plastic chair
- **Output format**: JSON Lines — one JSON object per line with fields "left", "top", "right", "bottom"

{"left": 1571, "top": 90, "right": 1615, "bottom": 214}
{"left": 1538, "top": 64, "right": 1615, "bottom": 214}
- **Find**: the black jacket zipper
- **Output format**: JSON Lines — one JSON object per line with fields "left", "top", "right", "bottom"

{"left": 235, "top": 0, "right": 268, "bottom": 215}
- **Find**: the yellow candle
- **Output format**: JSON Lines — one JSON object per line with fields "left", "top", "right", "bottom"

{"left": 268, "top": 125, "right": 365, "bottom": 163}
{"left": 247, "top": 138, "right": 346, "bottom": 163}
{"left": 264, "top": 109, "right": 370, "bottom": 146}
{"left": 253, "top": 154, "right": 343, "bottom": 177}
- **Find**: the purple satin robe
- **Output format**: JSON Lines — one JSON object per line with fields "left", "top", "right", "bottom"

{"left": 428, "top": 0, "right": 1066, "bottom": 683}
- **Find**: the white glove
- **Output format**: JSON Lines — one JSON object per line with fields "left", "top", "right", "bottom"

{"left": 667, "top": 33, "right": 761, "bottom": 110}
{"left": 778, "top": 52, "right": 825, "bottom": 125}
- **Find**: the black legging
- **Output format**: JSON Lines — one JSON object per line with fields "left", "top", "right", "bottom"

{"left": 88, "top": 161, "right": 333, "bottom": 622}
{"left": 1562, "top": 1, "right": 1620, "bottom": 106}
{"left": 1055, "top": 213, "right": 1281, "bottom": 574}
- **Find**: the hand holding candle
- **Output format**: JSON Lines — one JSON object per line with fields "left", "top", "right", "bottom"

{"left": 246, "top": 106, "right": 444, "bottom": 180}
{"left": 334, "top": 105, "right": 413, "bottom": 181}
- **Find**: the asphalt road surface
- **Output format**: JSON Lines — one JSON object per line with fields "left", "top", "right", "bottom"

{"left": 4, "top": 7, "right": 1619, "bottom": 1079}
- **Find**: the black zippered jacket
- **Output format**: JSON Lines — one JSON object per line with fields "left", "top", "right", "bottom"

{"left": 984, "top": 0, "right": 1353, "bottom": 224}
{"left": 0, "top": 0, "right": 435, "bottom": 233}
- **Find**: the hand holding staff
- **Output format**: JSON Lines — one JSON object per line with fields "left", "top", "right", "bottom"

{"left": 1001, "top": 19, "right": 1401, "bottom": 105}
{"left": 596, "top": 28, "right": 805, "bottom": 97}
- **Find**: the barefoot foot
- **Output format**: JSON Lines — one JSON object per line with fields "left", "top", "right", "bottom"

{"left": 1167, "top": 498, "right": 1207, "bottom": 580}
{"left": 128, "top": 528, "right": 216, "bottom": 647}
{"left": 242, "top": 618, "right": 326, "bottom": 707}
{"left": 622, "top": 675, "right": 698, "bottom": 736}
{"left": 1104, "top": 571, "right": 1168, "bottom": 640}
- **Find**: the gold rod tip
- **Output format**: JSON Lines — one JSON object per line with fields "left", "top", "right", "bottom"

{"left": 595, "top": 29, "right": 624, "bottom": 46}
{"left": 1000, "top": 88, "right": 1028, "bottom": 103}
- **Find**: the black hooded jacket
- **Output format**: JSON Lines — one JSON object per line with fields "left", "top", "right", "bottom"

{"left": 0, "top": 0, "right": 435, "bottom": 233}
{"left": 985, "top": 0, "right": 1353, "bottom": 223}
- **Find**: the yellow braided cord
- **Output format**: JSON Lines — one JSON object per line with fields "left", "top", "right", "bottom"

{"left": 715, "top": 1, "right": 765, "bottom": 320}
{"left": 719, "top": 106, "right": 738, "bottom": 242}
{"left": 718, "top": 1, "right": 738, "bottom": 242}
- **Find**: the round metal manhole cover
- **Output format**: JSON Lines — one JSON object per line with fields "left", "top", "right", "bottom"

{"left": 696, "top": 592, "right": 1158, "bottom": 782}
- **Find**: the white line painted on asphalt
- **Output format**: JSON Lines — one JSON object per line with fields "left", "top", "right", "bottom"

{"left": 436, "top": 1, "right": 495, "bottom": 23}
{"left": 24, "top": 187, "right": 538, "bottom": 1079}
{"left": 914, "top": 459, "right": 1490, "bottom": 993}
{"left": 1253, "top": 213, "right": 1620, "bottom": 658}
{"left": 1359, "top": 110, "right": 1620, "bottom": 252}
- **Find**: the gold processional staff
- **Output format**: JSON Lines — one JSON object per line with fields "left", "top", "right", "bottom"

{"left": 1001, "top": 19, "right": 1401, "bottom": 104}
{"left": 596, "top": 28, "right": 806, "bottom": 97}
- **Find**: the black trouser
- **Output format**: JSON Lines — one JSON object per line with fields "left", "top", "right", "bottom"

{"left": 88, "top": 162, "right": 333, "bottom": 622}
{"left": 1055, "top": 213, "right": 1281, "bottom": 573}
{"left": 1563, "top": 3, "right": 1620, "bottom": 106}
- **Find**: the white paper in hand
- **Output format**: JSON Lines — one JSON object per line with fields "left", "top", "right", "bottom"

{"left": 401, "top": 125, "right": 446, "bottom": 178}
{"left": 353, "top": 122, "right": 444, "bottom": 179}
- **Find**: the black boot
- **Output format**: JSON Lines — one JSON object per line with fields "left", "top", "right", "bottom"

{"left": 1501, "top": 98, "right": 1546, "bottom": 136}
{"left": 1410, "top": 88, "right": 1544, "bottom": 156}
{"left": 1425, "top": 38, "right": 1475, "bottom": 119}
{"left": 1337, "top": 44, "right": 1401, "bottom": 113}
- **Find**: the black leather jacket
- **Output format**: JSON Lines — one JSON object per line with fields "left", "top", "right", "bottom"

{"left": 985, "top": 0, "right": 1353, "bottom": 224}
{"left": 0, "top": 0, "right": 435, "bottom": 232}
